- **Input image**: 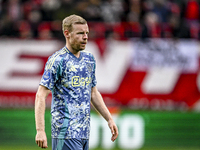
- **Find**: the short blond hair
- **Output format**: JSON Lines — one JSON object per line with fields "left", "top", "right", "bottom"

{"left": 62, "top": 14, "right": 87, "bottom": 33}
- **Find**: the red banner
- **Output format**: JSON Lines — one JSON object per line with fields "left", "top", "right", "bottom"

{"left": 0, "top": 39, "right": 199, "bottom": 111}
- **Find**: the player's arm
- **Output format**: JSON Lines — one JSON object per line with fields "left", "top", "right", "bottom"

{"left": 35, "top": 85, "right": 51, "bottom": 148}
{"left": 91, "top": 86, "right": 118, "bottom": 142}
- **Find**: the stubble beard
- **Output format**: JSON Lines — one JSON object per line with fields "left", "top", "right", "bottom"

{"left": 71, "top": 42, "right": 86, "bottom": 52}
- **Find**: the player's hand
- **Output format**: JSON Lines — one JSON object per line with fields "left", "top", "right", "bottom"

{"left": 35, "top": 130, "right": 48, "bottom": 148}
{"left": 108, "top": 119, "right": 118, "bottom": 142}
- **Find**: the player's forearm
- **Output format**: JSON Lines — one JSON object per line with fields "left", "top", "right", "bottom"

{"left": 91, "top": 88, "right": 113, "bottom": 122}
{"left": 35, "top": 93, "right": 46, "bottom": 131}
{"left": 35, "top": 95, "right": 45, "bottom": 131}
{"left": 35, "top": 86, "right": 50, "bottom": 131}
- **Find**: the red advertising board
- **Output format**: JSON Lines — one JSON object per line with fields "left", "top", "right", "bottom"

{"left": 0, "top": 39, "right": 199, "bottom": 111}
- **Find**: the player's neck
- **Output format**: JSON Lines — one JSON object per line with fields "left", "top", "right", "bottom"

{"left": 66, "top": 45, "right": 80, "bottom": 58}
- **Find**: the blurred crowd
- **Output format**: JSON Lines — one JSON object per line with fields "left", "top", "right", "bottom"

{"left": 0, "top": 0, "right": 200, "bottom": 40}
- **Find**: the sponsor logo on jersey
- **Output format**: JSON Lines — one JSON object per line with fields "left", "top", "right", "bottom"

{"left": 43, "top": 70, "right": 51, "bottom": 80}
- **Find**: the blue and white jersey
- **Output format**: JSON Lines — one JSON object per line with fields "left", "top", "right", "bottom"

{"left": 40, "top": 46, "right": 97, "bottom": 139}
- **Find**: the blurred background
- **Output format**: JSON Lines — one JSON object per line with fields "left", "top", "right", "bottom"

{"left": 0, "top": 0, "right": 200, "bottom": 150}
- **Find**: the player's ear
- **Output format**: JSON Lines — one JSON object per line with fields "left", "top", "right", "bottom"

{"left": 64, "top": 30, "right": 70, "bottom": 38}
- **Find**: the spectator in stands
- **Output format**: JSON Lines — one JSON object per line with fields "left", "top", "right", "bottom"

{"left": 127, "top": 0, "right": 141, "bottom": 23}
{"left": 141, "top": 12, "right": 161, "bottom": 38}
{"left": 167, "top": 14, "right": 191, "bottom": 39}
{"left": 37, "top": 22, "right": 52, "bottom": 40}
{"left": 52, "top": 0, "right": 78, "bottom": 21}
{"left": 7, "top": 0, "right": 21, "bottom": 22}
{"left": 18, "top": 20, "right": 33, "bottom": 39}
{"left": 41, "top": 0, "right": 61, "bottom": 21}
{"left": 100, "top": 0, "right": 124, "bottom": 24}
{"left": 76, "top": 0, "right": 103, "bottom": 22}
{"left": 27, "top": 10, "right": 42, "bottom": 38}
{"left": 184, "top": 0, "right": 199, "bottom": 22}
{"left": 152, "top": 0, "right": 170, "bottom": 23}
{"left": 184, "top": 0, "right": 200, "bottom": 39}
{"left": 0, "top": 0, "right": 199, "bottom": 40}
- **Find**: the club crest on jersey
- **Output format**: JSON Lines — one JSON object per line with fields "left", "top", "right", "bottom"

{"left": 86, "top": 63, "right": 93, "bottom": 73}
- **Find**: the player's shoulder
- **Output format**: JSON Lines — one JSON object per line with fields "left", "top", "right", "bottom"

{"left": 51, "top": 47, "right": 68, "bottom": 57}
{"left": 46, "top": 47, "right": 68, "bottom": 69}
{"left": 50, "top": 47, "right": 69, "bottom": 59}
{"left": 82, "top": 50, "right": 93, "bottom": 55}
{"left": 81, "top": 50, "right": 95, "bottom": 60}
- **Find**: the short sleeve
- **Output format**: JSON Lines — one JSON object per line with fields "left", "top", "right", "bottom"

{"left": 91, "top": 54, "right": 97, "bottom": 88}
{"left": 40, "top": 56, "right": 62, "bottom": 91}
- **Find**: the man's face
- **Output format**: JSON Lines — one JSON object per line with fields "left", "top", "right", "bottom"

{"left": 68, "top": 24, "right": 89, "bottom": 51}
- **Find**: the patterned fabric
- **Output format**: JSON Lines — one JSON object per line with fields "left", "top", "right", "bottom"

{"left": 40, "top": 46, "right": 97, "bottom": 139}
